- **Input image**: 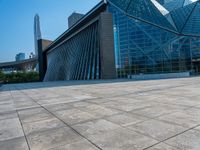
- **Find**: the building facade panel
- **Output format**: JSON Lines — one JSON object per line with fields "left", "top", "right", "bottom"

{"left": 108, "top": 1, "right": 200, "bottom": 78}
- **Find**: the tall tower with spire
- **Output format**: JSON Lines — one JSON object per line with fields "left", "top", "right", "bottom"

{"left": 34, "top": 14, "right": 42, "bottom": 56}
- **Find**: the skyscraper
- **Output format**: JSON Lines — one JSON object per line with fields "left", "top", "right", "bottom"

{"left": 68, "top": 12, "right": 84, "bottom": 28}
{"left": 34, "top": 14, "right": 42, "bottom": 56}
{"left": 15, "top": 53, "right": 25, "bottom": 61}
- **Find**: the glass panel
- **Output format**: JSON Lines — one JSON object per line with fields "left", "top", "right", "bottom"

{"left": 170, "top": 2, "right": 196, "bottom": 32}
{"left": 182, "top": 3, "right": 200, "bottom": 35}
{"left": 108, "top": 3, "right": 200, "bottom": 78}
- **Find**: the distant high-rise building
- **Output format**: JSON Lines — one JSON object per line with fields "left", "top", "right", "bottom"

{"left": 15, "top": 53, "right": 25, "bottom": 61}
{"left": 29, "top": 52, "right": 35, "bottom": 59}
{"left": 68, "top": 12, "right": 84, "bottom": 28}
{"left": 34, "top": 14, "right": 42, "bottom": 56}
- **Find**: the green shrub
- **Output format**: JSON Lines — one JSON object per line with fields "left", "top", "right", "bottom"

{"left": 3, "top": 72, "right": 39, "bottom": 84}
{"left": 0, "top": 70, "right": 4, "bottom": 83}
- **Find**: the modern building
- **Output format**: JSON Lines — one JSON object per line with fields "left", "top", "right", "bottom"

{"left": 68, "top": 12, "right": 84, "bottom": 28}
{"left": 15, "top": 53, "right": 25, "bottom": 61}
{"left": 37, "top": 0, "right": 200, "bottom": 81}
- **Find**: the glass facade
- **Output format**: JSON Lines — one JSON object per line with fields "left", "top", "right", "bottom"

{"left": 44, "top": 21, "right": 101, "bottom": 81}
{"left": 108, "top": 0, "right": 200, "bottom": 78}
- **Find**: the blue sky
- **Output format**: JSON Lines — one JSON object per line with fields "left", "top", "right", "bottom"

{"left": 0, "top": 0, "right": 100, "bottom": 62}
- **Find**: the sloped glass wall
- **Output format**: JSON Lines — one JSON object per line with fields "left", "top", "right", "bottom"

{"left": 44, "top": 21, "right": 100, "bottom": 81}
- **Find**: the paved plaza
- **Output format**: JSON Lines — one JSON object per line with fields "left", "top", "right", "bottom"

{"left": 0, "top": 77, "right": 200, "bottom": 150}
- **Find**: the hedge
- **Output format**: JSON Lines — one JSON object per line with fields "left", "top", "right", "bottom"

{"left": 0, "top": 71, "right": 39, "bottom": 84}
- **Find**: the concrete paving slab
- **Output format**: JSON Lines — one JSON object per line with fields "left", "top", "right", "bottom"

{"left": 86, "top": 98, "right": 112, "bottom": 104}
{"left": 0, "top": 118, "right": 24, "bottom": 141}
{"left": 18, "top": 107, "right": 54, "bottom": 123}
{"left": 0, "top": 137, "right": 29, "bottom": 150}
{"left": 157, "top": 109, "right": 200, "bottom": 128}
{"left": 84, "top": 127, "right": 158, "bottom": 150}
{"left": 18, "top": 107, "right": 48, "bottom": 116}
{"left": 126, "top": 119, "right": 187, "bottom": 141}
{"left": 71, "top": 101, "right": 96, "bottom": 108}
{"left": 78, "top": 104, "right": 121, "bottom": 117}
{"left": 0, "top": 111, "right": 18, "bottom": 121}
{"left": 14, "top": 100, "right": 39, "bottom": 110}
{"left": 153, "top": 95, "right": 200, "bottom": 107}
{"left": 131, "top": 104, "right": 187, "bottom": 119}
{"left": 146, "top": 142, "right": 179, "bottom": 150}
{"left": 36, "top": 97, "right": 80, "bottom": 105}
{"left": 105, "top": 112, "right": 148, "bottom": 126}
{"left": 0, "top": 104, "right": 16, "bottom": 114}
{"left": 23, "top": 118, "right": 65, "bottom": 135}
{"left": 184, "top": 107, "right": 200, "bottom": 116}
{"left": 49, "top": 140, "right": 99, "bottom": 150}
{"left": 101, "top": 100, "right": 157, "bottom": 112}
{"left": 27, "top": 127, "right": 83, "bottom": 150}
{"left": 53, "top": 108, "right": 98, "bottom": 125}
{"left": 44, "top": 103, "right": 72, "bottom": 112}
{"left": 194, "top": 126, "right": 200, "bottom": 132}
{"left": 165, "top": 129, "right": 200, "bottom": 150}
{"left": 73, "top": 119, "right": 121, "bottom": 136}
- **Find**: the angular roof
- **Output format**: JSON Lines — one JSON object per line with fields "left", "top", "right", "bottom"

{"left": 108, "top": 0, "right": 200, "bottom": 36}
{"left": 108, "top": 0, "right": 176, "bottom": 31}
{"left": 170, "top": 1, "right": 200, "bottom": 36}
{"left": 182, "top": 2, "right": 200, "bottom": 35}
{"left": 163, "top": 0, "right": 196, "bottom": 11}
{"left": 170, "top": 2, "right": 196, "bottom": 32}
{"left": 151, "top": 0, "right": 177, "bottom": 29}
{"left": 151, "top": 0, "right": 169, "bottom": 15}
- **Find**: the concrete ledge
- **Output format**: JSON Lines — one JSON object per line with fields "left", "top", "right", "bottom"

{"left": 128, "top": 72, "right": 190, "bottom": 80}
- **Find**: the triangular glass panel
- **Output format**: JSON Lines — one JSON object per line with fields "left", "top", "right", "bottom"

{"left": 184, "top": 0, "right": 195, "bottom": 6}
{"left": 170, "top": 2, "right": 196, "bottom": 32}
{"left": 163, "top": 0, "right": 185, "bottom": 11}
{"left": 107, "top": 0, "right": 131, "bottom": 11}
{"left": 151, "top": 0, "right": 169, "bottom": 15}
{"left": 126, "top": 0, "right": 176, "bottom": 31}
{"left": 165, "top": 13, "right": 177, "bottom": 30}
{"left": 182, "top": 2, "right": 200, "bottom": 35}
{"left": 151, "top": 0, "right": 177, "bottom": 29}
{"left": 156, "top": 0, "right": 165, "bottom": 5}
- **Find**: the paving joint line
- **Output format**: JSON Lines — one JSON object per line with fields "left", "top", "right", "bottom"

{"left": 14, "top": 86, "right": 102, "bottom": 150}
{"left": 142, "top": 123, "right": 200, "bottom": 150}
{"left": 15, "top": 110, "right": 31, "bottom": 150}
{"left": 100, "top": 117, "right": 181, "bottom": 150}
{"left": 9, "top": 88, "right": 31, "bottom": 150}
{"left": 33, "top": 103, "right": 103, "bottom": 150}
